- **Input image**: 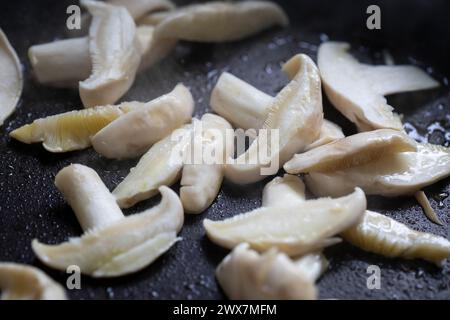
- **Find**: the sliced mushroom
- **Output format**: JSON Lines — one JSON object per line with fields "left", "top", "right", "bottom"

{"left": 32, "top": 164, "right": 183, "bottom": 277}
{"left": 138, "top": 11, "right": 172, "bottom": 26}
{"left": 0, "top": 263, "right": 66, "bottom": 300}
{"left": 9, "top": 101, "right": 141, "bottom": 152}
{"left": 79, "top": 0, "right": 141, "bottom": 108}
{"left": 0, "top": 28, "right": 23, "bottom": 126}
{"left": 284, "top": 129, "right": 417, "bottom": 174}
{"left": 91, "top": 83, "right": 194, "bottom": 159}
{"left": 262, "top": 174, "right": 306, "bottom": 207}
{"left": 108, "top": 0, "right": 175, "bottom": 20}
{"left": 204, "top": 187, "right": 366, "bottom": 256}
{"left": 216, "top": 243, "right": 327, "bottom": 300}
{"left": 318, "top": 42, "right": 439, "bottom": 131}
{"left": 342, "top": 210, "right": 450, "bottom": 265}
{"left": 225, "top": 54, "right": 323, "bottom": 184}
{"left": 153, "top": 1, "right": 288, "bottom": 43}
{"left": 414, "top": 190, "right": 443, "bottom": 225}
{"left": 305, "top": 143, "right": 450, "bottom": 197}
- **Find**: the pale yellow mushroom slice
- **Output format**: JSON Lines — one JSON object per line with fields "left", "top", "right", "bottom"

{"left": 79, "top": 0, "right": 141, "bottom": 108}
{"left": 304, "top": 120, "right": 345, "bottom": 151}
{"left": 91, "top": 83, "right": 194, "bottom": 159}
{"left": 0, "top": 263, "right": 66, "bottom": 300}
{"left": 204, "top": 188, "right": 366, "bottom": 256}
{"left": 414, "top": 190, "right": 443, "bottom": 225}
{"left": 225, "top": 54, "right": 323, "bottom": 184}
{"left": 284, "top": 129, "right": 417, "bottom": 174}
{"left": 0, "top": 29, "right": 23, "bottom": 126}
{"left": 261, "top": 174, "right": 306, "bottom": 207}
{"left": 318, "top": 42, "right": 439, "bottom": 131}
{"left": 138, "top": 10, "right": 172, "bottom": 26}
{"left": 180, "top": 114, "right": 233, "bottom": 214}
{"left": 9, "top": 101, "right": 141, "bottom": 152}
{"left": 153, "top": 1, "right": 288, "bottom": 42}
{"left": 305, "top": 143, "right": 450, "bottom": 198}
{"left": 33, "top": 164, "right": 183, "bottom": 278}
{"left": 216, "top": 243, "right": 328, "bottom": 300}
{"left": 342, "top": 210, "right": 450, "bottom": 266}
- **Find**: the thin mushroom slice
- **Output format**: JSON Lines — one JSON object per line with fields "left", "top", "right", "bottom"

{"left": 284, "top": 129, "right": 417, "bottom": 174}
{"left": 262, "top": 174, "right": 306, "bottom": 207}
{"left": 342, "top": 210, "right": 450, "bottom": 266}
{"left": 216, "top": 243, "right": 326, "bottom": 300}
{"left": 138, "top": 11, "right": 172, "bottom": 26}
{"left": 79, "top": 0, "right": 141, "bottom": 108}
{"left": 9, "top": 102, "right": 141, "bottom": 152}
{"left": 305, "top": 143, "right": 450, "bottom": 198}
{"left": 318, "top": 42, "right": 439, "bottom": 131}
{"left": 0, "top": 29, "right": 23, "bottom": 126}
{"left": 153, "top": 1, "right": 288, "bottom": 42}
{"left": 204, "top": 188, "right": 366, "bottom": 256}
{"left": 0, "top": 263, "right": 66, "bottom": 300}
{"left": 304, "top": 119, "right": 345, "bottom": 151}
{"left": 225, "top": 54, "right": 323, "bottom": 184}
{"left": 91, "top": 83, "right": 194, "bottom": 159}
{"left": 414, "top": 190, "right": 443, "bottom": 225}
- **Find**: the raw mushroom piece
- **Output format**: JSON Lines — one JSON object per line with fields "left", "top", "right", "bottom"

{"left": 261, "top": 174, "right": 306, "bottom": 207}
{"left": 210, "top": 72, "right": 344, "bottom": 148}
{"left": 318, "top": 42, "right": 439, "bottom": 131}
{"left": 0, "top": 263, "right": 66, "bottom": 300}
{"left": 153, "top": 1, "right": 288, "bottom": 42}
{"left": 0, "top": 28, "right": 23, "bottom": 126}
{"left": 32, "top": 164, "right": 184, "bottom": 277}
{"left": 204, "top": 185, "right": 366, "bottom": 256}
{"left": 216, "top": 243, "right": 328, "bottom": 300}
{"left": 342, "top": 210, "right": 450, "bottom": 265}
{"left": 91, "top": 83, "right": 194, "bottom": 159}
{"left": 225, "top": 54, "right": 323, "bottom": 184}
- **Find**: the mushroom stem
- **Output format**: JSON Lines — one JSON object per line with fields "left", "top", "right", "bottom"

{"left": 55, "top": 164, "right": 124, "bottom": 231}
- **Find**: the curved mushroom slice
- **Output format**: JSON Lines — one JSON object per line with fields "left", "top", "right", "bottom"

{"left": 305, "top": 143, "right": 450, "bottom": 198}
{"left": 154, "top": 1, "right": 288, "bottom": 42}
{"left": 284, "top": 129, "right": 417, "bottom": 174}
{"left": 414, "top": 190, "right": 443, "bottom": 225}
{"left": 180, "top": 114, "right": 233, "bottom": 214}
{"left": 225, "top": 54, "right": 323, "bottom": 184}
{"left": 91, "top": 83, "right": 194, "bottom": 159}
{"left": 318, "top": 42, "right": 439, "bottom": 131}
{"left": 79, "top": 0, "right": 141, "bottom": 108}
{"left": 262, "top": 174, "right": 305, "bottom": 207}
{"left": 204, "top": 188, "right": 366, "bottom": 256}
{"left": 216, "top": 243, "right": 327, "bottom": 300}
{"left": 0, "top": 263, "right": 66, "bottom": 300}
{"left": 138, "top": 10, "right": 171, "bottom": 26}
{"left": 9, "top": 102, "right": 141, "bottom": 152}
{"left": 342, "top": 210, "right": 450, "bottom": 265}
{"left": 0, "top": 29, "right": 22, "bottom": 126}
{"left": 304, "top": 120, "right": 345, "bottom": 151}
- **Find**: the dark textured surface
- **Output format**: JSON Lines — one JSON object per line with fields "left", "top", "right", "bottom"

{"left": 0, "top": 0, "right": 449, "bottom": 299}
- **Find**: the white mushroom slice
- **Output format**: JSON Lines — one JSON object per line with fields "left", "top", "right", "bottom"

{"left": 33, "top": 164, "right": 183, "bottom": 277}
{"left": 225, "top": 54, "right": 323, "bottom": 184}
{"left": 0, "top": 29, "right": 22, "bottom": 126}
{"left": 262, "top": 174, "right": 305, "bottom": 207}
{"left": 216, "top": 243, "right": 325, "bottom": 300}
{"left": 318, "top": 42, "right": 439, "bottom": 131}
{"left": 304, "top": 120, "right": 345, "bottom": 151}
{"left": 79, "top": 0, "right": 141, "bottom": 108}
{"left": 138, "top": 11, "right": 172, "bottom": 26}
{"left": 342, "top": 210, "right": 450, "bottom": 265}
{"left": 284, "top": 129, "right": 417, "bottom": 174}
{"left": 9, "top": 101, "right": 141, "bottom": 152}
{"left": 180, "top": 114, "right": 233, "bottom": 214}
{"left": 305, "top": 143, "right": 450, "bottom": 197}
{"left": 91, "top": 84, "right": 194, "bottom": 159}
{"left": 414, "top": 191, "right": 443, "bottom": 225}
{"left": 154, "top": 1, "right": 288, "bottom": 42}
{"left": 0, "top": 263, "right": 66, "bottom": 300}
{"left": 204, "top": 188, "right": 366, "bottom": 256}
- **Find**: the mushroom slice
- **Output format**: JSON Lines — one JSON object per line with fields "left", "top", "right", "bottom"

{"left": 0, "top": 29, "right": 22, "bottom": 126}
{"left": 153, "top": 1, "right": 288, "bottom": 42}
{"left": 9, "top": 102, "right": 141, "bottom": 152}
{"left": 284, "top": 129, "right": 417, "bottom": 174}
{"left": 79, "top": 0, "right": 141, "bottom": 108}
{"left": 225, "top": 54, "right": 323, "bottom": 184}
{"left": 0, "top": 263, "right": 66, "bottom": 300}
{"left": 342, "top": 210, "right": 450, "bottom": 265}
{"left": 216, "top": 243, "right": 327, "bottom": 300}
{"left": 318, "top": 42, "right": 439, "bottom": 131}
{"left": 305, "top": 143, "right": 450, "bottom": 197}
{"left": 262, "top": 174, "right": 306, "bottom": 207}
{"left": 211, "top": 72, "right": 343, "bottom": 147}
{"left": 180, "top": 114, "right": 233, "bottom": 214}
{"left": 91, "top": 83, "right": 194, "bottom": 159}
{"left": 204, "top": 188, "right": 366, "bottom": 256}
{"left": 138, "top": 11, "right": 172, "bottom": 26}
{"left": 107, "top": 0, "right": 175, "bottom": 20}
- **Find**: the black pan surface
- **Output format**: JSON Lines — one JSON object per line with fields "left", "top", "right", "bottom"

{"left": 0, "top": 0, "right": 449, "bottom": 299}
